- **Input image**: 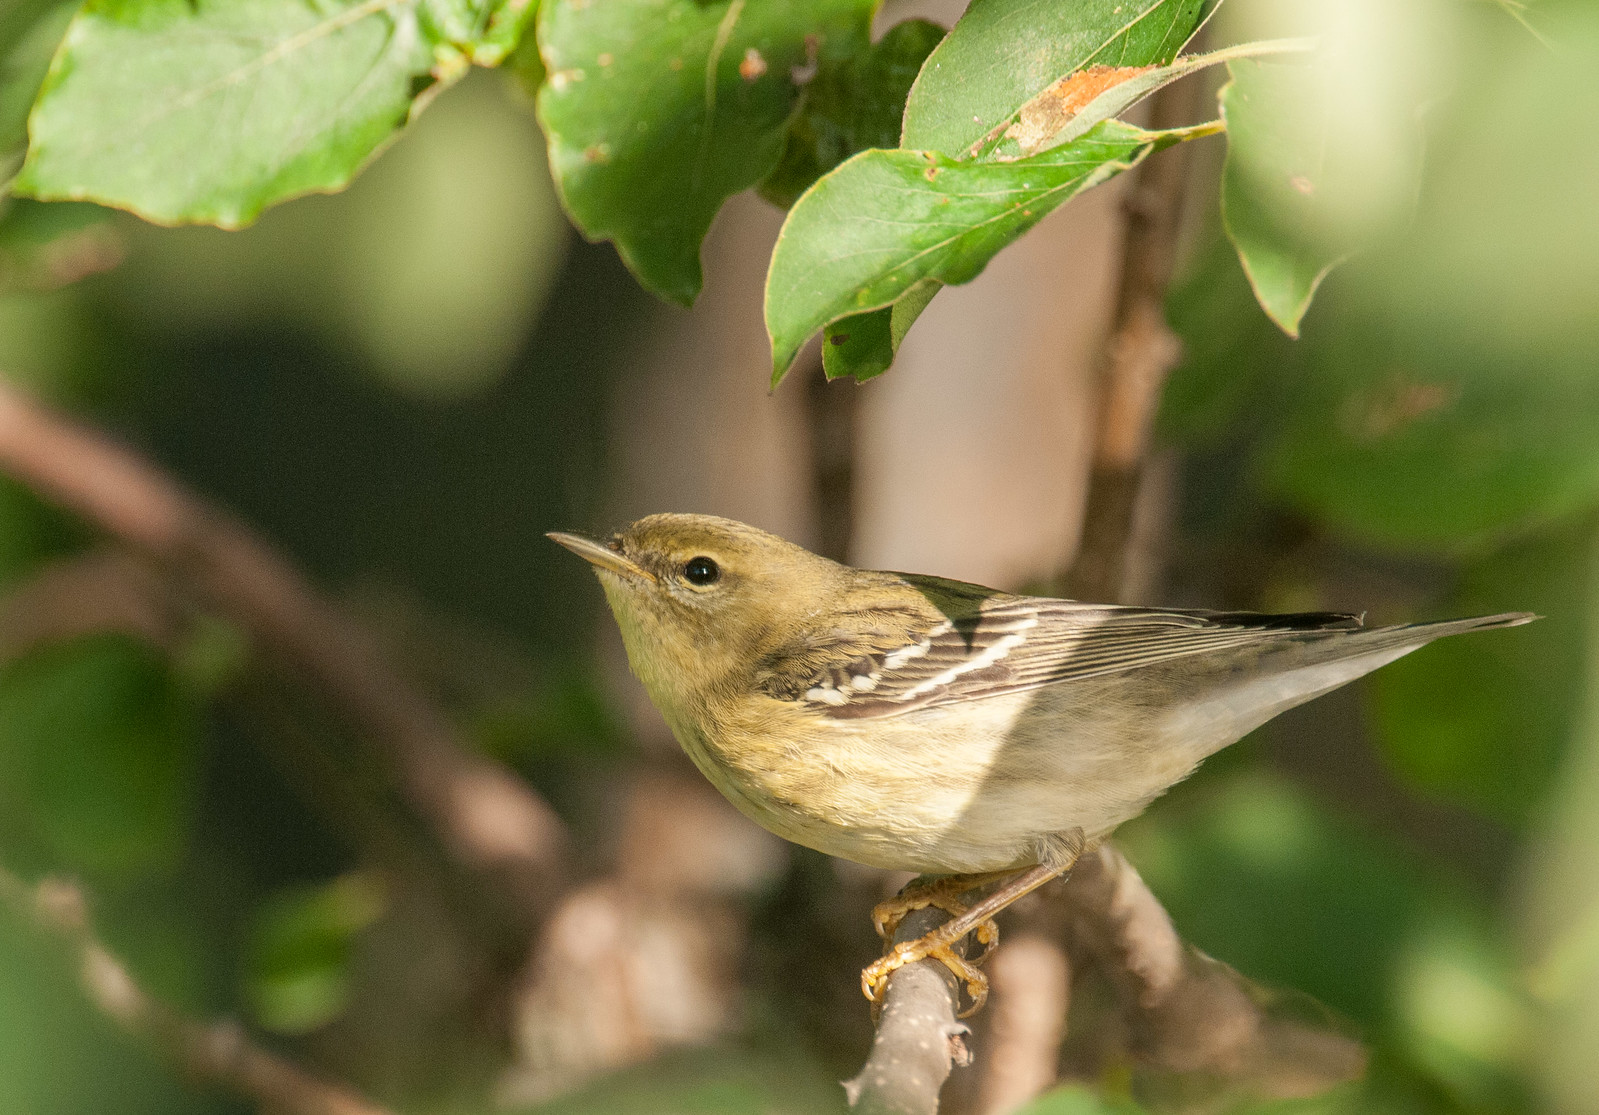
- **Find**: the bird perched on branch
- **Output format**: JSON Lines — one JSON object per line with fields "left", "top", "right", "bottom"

{"left": 550, "top": 513, "right": 1533, "bottom": 1013}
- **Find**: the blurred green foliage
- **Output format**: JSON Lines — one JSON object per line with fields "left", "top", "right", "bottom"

{"left": 246, "top": 873, "right": 386, "bottom": 1034}
{"left": 0, "top": 634, "right": 200, "bottom": 876}
{"left": 518, "top": 1048, "right": 847, "bottom": 1115}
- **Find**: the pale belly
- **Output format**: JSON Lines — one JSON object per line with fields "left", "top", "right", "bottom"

{"left": 675, "top": 682, "right": 1197, "bottom": 874}
{"left": 666, "top": 642, "right": 1418, "bottom": 874}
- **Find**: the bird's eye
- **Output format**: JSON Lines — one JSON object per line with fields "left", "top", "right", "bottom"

{"left": 683, "top": 556, "right": 720, "bottom": 586}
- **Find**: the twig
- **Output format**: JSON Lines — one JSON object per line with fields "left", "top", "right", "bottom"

{"left": 844, "top": 906, "right": 973, "bottom": 1115}
{"left": 0, "top": 863, "right": 395, "bottom": 1115}
{"left": 1062, "top": 76, "right": 1201, "bottom": 605}
{"left": 0, "top": 382, "right": 567, "bottom": 954}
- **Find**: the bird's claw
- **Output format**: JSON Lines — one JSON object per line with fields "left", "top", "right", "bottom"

{"left": 861, "top": 916, "right": 999, "bottom": 1017}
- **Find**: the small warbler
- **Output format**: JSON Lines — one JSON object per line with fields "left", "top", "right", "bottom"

{"left": 550, "top": 513, "right": 1532, "bottom": 1008}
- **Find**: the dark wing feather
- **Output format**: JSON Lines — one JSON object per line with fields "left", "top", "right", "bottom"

{"left": 774, "top": 577, "right": 1365, "bottom": 719}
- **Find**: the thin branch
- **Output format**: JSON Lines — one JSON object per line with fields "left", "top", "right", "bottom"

{"left": 844, "top": 905, "right": 973, "bottom": 1115}
{"left": 0, "top": 863, "right": 395, "bottom": 1115}
{"left": 0, "top": 382, "right": 567, "bottom": 954}
{"left": 1062, "top": 76, "right": 1201, "bottom": 605}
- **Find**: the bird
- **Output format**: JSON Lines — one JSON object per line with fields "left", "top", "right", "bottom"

{"left": 548, "top": 513, "right": 1534, "bottom": 1013}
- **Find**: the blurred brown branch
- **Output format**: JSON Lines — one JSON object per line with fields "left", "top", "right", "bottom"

{"left": 971, "top": 928, "right": 1071, "bottom": 1115}
{"left": 0, "top": 548, "right": 183, "bottom": 662}
{"left": 1060, "top": 844, "right": 1366, "bottom": 1098}
{"left": 1062, "top": 77, "right": 1200, "bottom": 606}
{"left": 0, "top": 382, "right": 568, "bottom": 960}
{"left": 0, "top": 862, "right": 394, "bottom": 1115}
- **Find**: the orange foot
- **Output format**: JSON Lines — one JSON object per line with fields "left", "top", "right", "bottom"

{"left": 864, "top": 874, "right": 1006, "bottom": 1017}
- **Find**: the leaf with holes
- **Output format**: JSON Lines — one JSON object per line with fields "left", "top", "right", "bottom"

{"left": 538, "top": 0, "right": 876, "bottom": 306}
{"left": 767, "top": 119, "right": 1218, "bottom": 383}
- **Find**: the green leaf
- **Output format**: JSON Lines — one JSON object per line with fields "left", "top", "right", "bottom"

{"left": 1371, "top": 524, "right": 1589, "bottom": 826}
{"left": 819, "top": 279, "right": 939, "bottom": 382}
{"left": 1159, "top": 226, "right": 1294, "bottom": 445}
{"left": 785, "top": 3, "right": 1251, "bottom": 384}
{"left": 0, "top": 634, "right": 200, "bottom": 876}
{"left": 246, "top": 874, "right": 386, "bottom": 1034}
{"left": 766, "top": 119, "right": 1217, "bottom": 383}
{"left": 1260, "top": 310, "right": 1599, "bottom": 551}
{"left": 468, "top": 0, "right": 538, "bottom": 67}
{"left": 1220, "top": 57, "right": 1420, "bottom": 337}
{"left": 0, "top": 0, "right": 77, "bottom": 185}
{"left": 759, "top": 17, "right": 944, "bottom": 210}
{"left": 13, "top": 0, "right": 533, "bottom": 227}
{"left": 987, "top": 37, "right": 1313, "bottom": 163}
{"left": 537, "top": 0, "right": 876, "bottom": 306}
{"left": 901, "top": 0, "right": 1216, "bottom": 158}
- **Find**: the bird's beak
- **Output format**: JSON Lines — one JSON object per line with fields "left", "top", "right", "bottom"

{"left": 546, "top": 531, "right": 656, "bottom": 582}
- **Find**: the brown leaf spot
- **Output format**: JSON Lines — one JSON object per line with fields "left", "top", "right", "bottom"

{"left": 669, "top": 56, "right": 684, "bottom": 72}
{"left": 830, "top": 333, "right": 851, "bottom": 346}
{"left": 583, "top": 144, "right": 611, "bottom": 164}
{"left": 1340, "top": 371, "right": 1458, "bottom": 441}
{"left": 739, "top": 48, "right": 767, "bottom": 82}
{"left": 1290, "top": 175, "right": 1316, "bottom": 196}
{"left": 1005, "top": 65, "right": 1153, "bottom": 155}
{"left": 597, "top": 52, "right": 613, "bottom": 67}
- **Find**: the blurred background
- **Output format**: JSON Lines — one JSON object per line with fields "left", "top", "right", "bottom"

{"left": 0, "top": 0, "right": 1596, "bottom": 1112}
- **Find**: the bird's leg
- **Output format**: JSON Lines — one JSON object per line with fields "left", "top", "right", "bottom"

{"left": 862, "top": 830, "right": 1085, "bottom": 1017}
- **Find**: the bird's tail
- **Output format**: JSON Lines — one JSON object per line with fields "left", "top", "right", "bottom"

{"left": 1179, "top": 611, "right": 1538, "bottom": 765}
{"left": 1270, "top": 610, "right": 1540, "bottom": 696}
{"left": 1309, "top": 610, "right": 1538, "bottom": 661}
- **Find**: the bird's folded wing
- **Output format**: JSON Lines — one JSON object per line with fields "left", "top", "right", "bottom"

{"left": 775, "top": 582, "right": 1365, "bottom": 720}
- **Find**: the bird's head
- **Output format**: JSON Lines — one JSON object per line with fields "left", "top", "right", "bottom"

{"left": 548, "top": 513, "right": 845, "bottom": 709}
